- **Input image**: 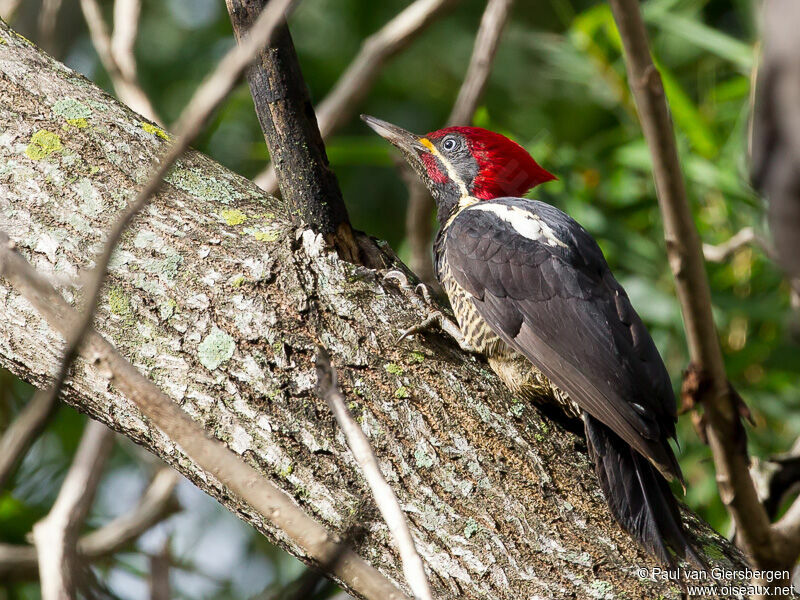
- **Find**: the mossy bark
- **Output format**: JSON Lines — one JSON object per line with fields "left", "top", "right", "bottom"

{"left": 0, "top": 21, "right": 749, "bottom": 599}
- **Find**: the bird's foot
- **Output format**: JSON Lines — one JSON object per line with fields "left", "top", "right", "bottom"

{"left": 397, "top": 310, "right": 476, "bottom": 353}
{"left": 383, "top": 270, "right": 476, "bottom": 353}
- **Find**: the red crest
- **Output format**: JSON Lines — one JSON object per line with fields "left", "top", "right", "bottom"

{"left": 427, "top": 127, "right": 555, "bottom": 199}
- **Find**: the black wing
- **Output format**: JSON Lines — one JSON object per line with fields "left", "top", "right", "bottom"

{"left": 444, "top": 198, "right": 682, "bottom": 482}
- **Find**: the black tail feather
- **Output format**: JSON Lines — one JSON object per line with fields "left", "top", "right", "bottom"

{"left": 583, "top": 413, "right": 704, "bottom": 568}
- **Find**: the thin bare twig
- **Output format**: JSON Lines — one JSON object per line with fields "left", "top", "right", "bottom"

{"left": 79, "top": 0, "right": 160, "bottom": 123}
{"left": 406, "top": 0, "right": 514, "bottom": 283}
{"left": 702, "top": 227, "right": 775, "bottom": 263}
{"left": 255, "top": 509, "right": 371, "bottom": 600}
{"left": 80, "top": 467, "right": 180, "bottom": 556}
{"left": 254, "top": 0, "right": 459, "bottom": 191}
{"left": 111, "top": 0, "right": 140, "bottom": 81}
{"left": 607, "top": 0, "right": 792, "bottom": 588}
{"left": 316, "top": 348, "right": 433, "bottom": 600}
{"left": 0, "top": 231, "right": 412, "bottom": 600}
{"left": 0, "top": 391, "right": 59, "bottom": 490}
{"left": 33, "top": 420, "right": 114, "bottom": 600}
{"left": 37, "top": 0, "right": 63, "bottom": 54}
{"left": 448, "top": 0, "right": 514, "bottom": 126}
{"left": 0, "top": 468, "right": 180, "bottom": 580}
{"left": 751, "top": 0, "right": 800, "bottom": 280}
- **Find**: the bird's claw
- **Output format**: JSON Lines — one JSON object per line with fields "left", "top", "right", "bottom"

{"left": 383, "top": 269, "right": 414, "bottom": 290}
{"left": 385, "top": 269, "right": 473, "bottom": 351}
{"left": 383, "top": 270, "right": 436, "bottom": 305}
{"left": 397, "top": 311, "right": 444, "bottom": 343}
{"left": 414, "top": 283, "right": 434, "bottom": 304}
{"left": 396, "top": 310, "right": 475, "bottom": 353}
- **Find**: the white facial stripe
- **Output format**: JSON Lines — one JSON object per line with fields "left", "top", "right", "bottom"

{"left": 468, "top": 203, "right": 567, "bottom": 247}
{"left": 421, "top": 138, "right": 469, "bottom": 198}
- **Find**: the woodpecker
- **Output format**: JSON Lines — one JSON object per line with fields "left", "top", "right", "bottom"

{"left": 362, "top": 114, "right": 702, "bottom": 567}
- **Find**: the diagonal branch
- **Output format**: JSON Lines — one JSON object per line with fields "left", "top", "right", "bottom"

{"left": 44, "top": 0, "right": 295, "bottom": 473}
{"left": 110, "top": 0, "right": 141, "bottom": 82}
{"left": 316, "top": 348, "right": 433, "bottom": 600}
{"left": 32, "top": 420, "right": 115, "bottom": 600}
{"left": 253, "top": 0, "right": 460, "bottom": 191}
{"left": 406, "top": 0, "right": 514, "bottom": 283}
{"left": 0, "top": 231, "right": 412, "bottom": 600}
{"left": 606, "top": 0, "right": 786, "bottom": 583}
{"left": 447, "top": 0, "right": 514, "bottom": 126}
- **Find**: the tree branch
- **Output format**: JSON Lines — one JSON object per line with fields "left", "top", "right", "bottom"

{"left": 0, "top": 230, "right": 412, "bottom": 600}
{"left": 226, "top": 0, "right": 360, "bottom": 263}
{"left": 37, "top": 0, "right": 63, "bottom": 55}
{"left": 751, "top": 0, "right": 800, "bottom": 280}
{"left": 607, "top": 0, "right": 792, "bottom": 587}
{"left": 253, "top": 0, "right": 459, "bottom": 192}
{"left": 33, "top": 420, "right": 115, "bottom": 600}
{"left": 110, "top": 0, "right": 142, "bottom": 83}
{"left": 79, "top": 467, "right": 181, "bottom": 557}
{"left": 0, "top": 0, "right": 22, "bottom": 21}
{"left": 149, "top": 541, "right": 170, "bottom": 600}
{"left": 447, "top": 0, "right": 513, "bottom": 126}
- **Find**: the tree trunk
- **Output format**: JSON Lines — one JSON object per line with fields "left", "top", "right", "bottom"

{"left": 0, "top": 21, "right": 749, "bottom": 599}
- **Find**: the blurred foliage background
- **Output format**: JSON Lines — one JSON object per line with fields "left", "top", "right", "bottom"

{"left": 1, "top": 0, "right": 797, "bottom": 598}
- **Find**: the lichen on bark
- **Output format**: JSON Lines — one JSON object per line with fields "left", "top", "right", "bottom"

{"left": 0, "top": 20, "right": 750, "bottom": 599}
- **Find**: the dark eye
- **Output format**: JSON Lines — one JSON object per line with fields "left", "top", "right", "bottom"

{"left": 442, "top": 137, "right": 457, "bottom": 151}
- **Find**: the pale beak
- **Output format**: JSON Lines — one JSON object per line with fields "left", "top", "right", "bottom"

{"left": 360, "top": 115, "right": 428, "bottom": 156}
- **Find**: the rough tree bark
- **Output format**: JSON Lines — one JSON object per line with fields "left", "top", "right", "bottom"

{"left": 0, "top": 22, "right": 750, "bottom": 599}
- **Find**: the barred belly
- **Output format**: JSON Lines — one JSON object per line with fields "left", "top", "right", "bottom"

{"left": 439, "top": 261, "right": 580, "bottom": 419}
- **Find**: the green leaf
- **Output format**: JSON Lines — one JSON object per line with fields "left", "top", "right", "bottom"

{"left": 646, "top": 12, "right": 753, "bottom": 71}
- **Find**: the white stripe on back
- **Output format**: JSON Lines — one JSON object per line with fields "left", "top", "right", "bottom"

{"left": 467, "top": 203, "right": 567, "bottom": 247}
